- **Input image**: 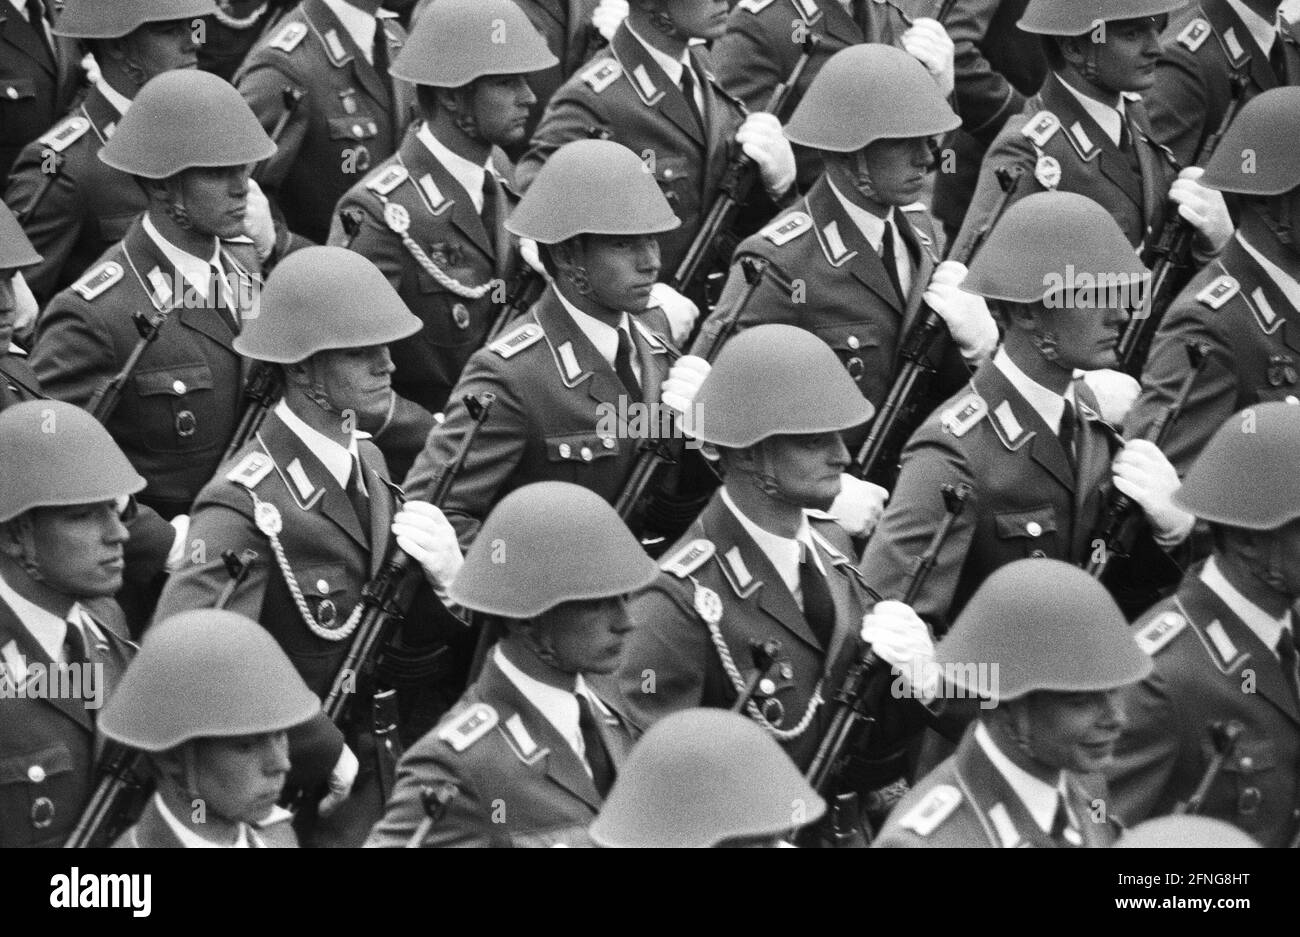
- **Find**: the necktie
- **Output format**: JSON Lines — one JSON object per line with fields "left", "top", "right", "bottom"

{"left": 345, "top": 456, "right": 371, "bottom": 533}
{"left": 1058, "top": 398, "right": 1077, "bottom": 472}
{"left": 1269, "top": 34, "right": 1288, "bottom": 83}
{"left": 62, "top": 618, "right": 88, "bottom": 665}
{"left": 1277, "top": 628, "right": 1300, "bottom": 706}
{"left": 210, "top": 263, "right": 240, "bottom": 333}
{"left": 880, "top": 220, "right": 905, "bottom": 305}
{"left": 372, "top": 21, "right": 390, "bottom": 77}
{"left": 25, "top": 0, "right": 54, "bottom": 64}
{"left": 614, "top": 328, "right": 643, "bottom": 403}
{"left": 799, "top": 543, "right": 836, "bottom": 649}
{"left": 479, "top": 175, "right": 498, "bottom": 232}
{"left": 679, "top": 64, "right": 705, "bottom": 132}
{"left": 577, "top": 694, "right": 615, "bottom": 797}
{"left": 850, "top": 0, "right": 871, "bottom": 35}
{"left": 1049, "top": 792, "right": 1081, "bottom": 847}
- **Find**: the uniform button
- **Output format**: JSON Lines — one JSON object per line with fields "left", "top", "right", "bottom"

{"left": 352, "top": 124, "right": 364, "bottom": 137}
{"left": 1287, "top": 396, "right": 1299, "bottom": 405}
{"left": 172, "top": 379, "right": 186, "bottom": 394}
{"left": 780, "top": 663, "right": 794, "bottom": 679}
{"left": 1239, "top": 756, "right": 1253, "bottom": 770}
{"left": 27, "top": 765, "right": 45, "bottom": 784}
{"left": 847, "top": 335, "right": 860, "bottom": 350}
{"left": 1025, "top": 521, "right": 1042, "bottom": 537}
{"left": 316, "top": 579, "right": 329, "bottom": 593}
{"left": 663, "top": 169, "right": 673, "bottom": 178}
{"left": 580, "top": 447, "right": 593, "bottom": 462}
{"left": 1029, "top": 549, "right": 1047, "bottom": 559}
{"left": 602, "top": 437, "right": 616, "bottom": 450}
{"left": 6, "top": 87, "right": 18, "bottom": 100}
{"left": 758, "top": 678, "right": 776, "bottom": 696}
{"left": 559, "top": 443, "right": 571, "bottom": 459}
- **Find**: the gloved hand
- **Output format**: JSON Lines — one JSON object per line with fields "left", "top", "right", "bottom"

{"left": 648, "top": 281, "right": 700, "bottom": 347}
{"left": 244, "top": 177, "right": 277, "bottom": 262}
{"left": 860, "top": 600, "right": 938, "bottom": 702}
{"left": 1169, "top": 167, "right": 1234, "bottom": 256}
{"left": 519, "top": 237, "right": 545, "bottom": 276}
{"left": 393, "top": 500, "right": 464, "bottom": 592}
{"left": 1078, "top": 368, "right": 1140, "bottom": 425}
{"left": 661, "top": 354, "right": 710, "bottom": 421}
{"left": 81, "top": 52, "right": 101, "bottom": 86}
{"left": 926, "top": 260, "right": 999, "bottom": 362}
{"left": 736, "top": 112, "right": 796, "bottom": 198}
{"left": 6, "top": 271, "right": 39, "bottom": 345}
{"left": 318, "top": 744, "right": 359, "bottom": 817}
{"left": 901, "top": 18, "right": 955, "bottom": 97}
{"left": 829, "top": 474, "right": 889, "bottom": 538}
{"left": 1111, "top": 439, "right": 1195, "bottom": 546}
{"left": 591, "top": 0, "right": 628, "bottom": 40}
{"left": 166, "top": 514, "right": 191, "bottom": 573}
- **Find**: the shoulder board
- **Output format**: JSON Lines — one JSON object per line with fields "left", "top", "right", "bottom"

{"left": 1135, "top": 610, "right": 1186, "bottom": 656}
{"left": 225, "top": 451, "right": 275, "bottom": 490}
{"left": 270, "top": 20, "right": 308, "bottom": 53}
{"left": 365, "top": 163, "right": 408, "bottom": 196}
{"left": 70, "top": 261, "right": 123, "bottom": 301}
{"left": 38, "top": 115, "right": 90, "bottom": 153}
{"left": 762, "top": 211, "right": 812, "bottom": 246}
{"left": 1196, "top": 274, "right": 1239, "bottom": 310}
{"left": 1177, "top": 17, "right": 1211, "bottom": 52}
{"left": 941, "top": 392, "right": 987, "bottom": 438}
{"left": 581, "top": 59, "right": 622, "bottom": 94}
{"left": 437, "top": 702, "right": 498, "bottom": 753}
{"left": 1021, "top": 110, "right": 1060, "bottom": 147}
{"left": 736, "top": 0, "right": 778, "bottom": 11}
{"left": 899, "top": 784, "right": 962, "bottom": 837}
{"left": 490, "top": 322, "right": 544, "bottom": 359}
{"left": 661, "top": 538, "right": 715, "bottom": 577}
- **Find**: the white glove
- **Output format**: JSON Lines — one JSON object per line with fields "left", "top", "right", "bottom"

{"left": 7, "top": 271, "right": 39, "bottom": 344}
{"left": 661, "top": 354, "right": 710, "bottom": 421}
{"left": 244, "top": 177, "right": 277, "bottom": 262}
{"left": 736, "top": 112, "right": 796, "bottom": 198}
{"left": 1111, "top": 439, "right": 1194, "bottom": 546}
{"left": 828, "top": 474, "right": 889, "bottom": 538}
{"left": 81, "top": 52, "right": 101, "bottom": 86}
{"left": 925, "top": 260, "right": 999, "bottom": 362}
{"left": 901, "top": 18, "right": 956, "bottom": 98}
{"left": 590, "top": 0, "right": 628, "bottom": 40}
{"left": 860, "top": 600, "right": 938, "bottom": 702}
{"left": 166, "top": 514, "right": 190, "bottom": 573}
{"left": 648, "top": 281, "right": 699, "bottom": 347}
{"left": 392, "top": 500, "right": 464, "bottom": 592}
{"left": 318, "top": 744, "right": 359, "bottom": 817}
{"left": 1078, "top": 369, "right": 1140, "bottom": 425}
{"left": 519, "top": 237, "right": 545, "bottom": 276}
{"left": 1169, "top": 167, "right": 1233, "bottom": 256}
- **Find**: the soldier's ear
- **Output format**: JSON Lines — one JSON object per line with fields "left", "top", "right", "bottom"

{"left": 0, "top": 519, "right": 24, "bottom": 561}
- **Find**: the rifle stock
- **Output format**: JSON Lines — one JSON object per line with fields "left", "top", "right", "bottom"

{"left": 223, "top": 364, "right": 284, "bottom": 463}
{"left": 88, "top": 309, "right": 172, "bottom": 423}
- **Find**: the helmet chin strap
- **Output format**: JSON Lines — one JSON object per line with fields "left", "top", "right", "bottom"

{"left": 746, "top": 440, "right": 806, "bottom": 509}
{"left": 8, "top": 516, "right": 45, "bottom": 582}
{"left": 850, "top": 150, "right": 880, "bottom": 203}
{"left": 1264, "top": 194, "right": 1295, "bottom": 249}
{"left": 162, "top": 177, "right": 194, "bottom": 231}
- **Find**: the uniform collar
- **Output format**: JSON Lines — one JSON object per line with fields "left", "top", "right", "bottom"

{"left": 719, "top": 487, "right": 821, "bottom": 597}
{"left": 992, "top": 347, "right": 1075, "bottom": 433}
{"left": 416, "top": 122, "right": 490, "bottom": 215}
{"left": 1055, "top": 73, "right": 1126, "bottom": 148}
{"left": 1225, "top": 0, "right": 1279, "bottom": 55}
{"left": 825, "top": 176, "right": 895, "bottom": 253}
{"left": 973, "top": 722, "right": 1067, "bottom": 834}
{"left": 154, "top": 792, "right": 255, "bottom": 848}
{"left": 1200, "top": 555, "right": 1291, "bottom": 657}
{"left": 1236, "top": 231, "right": 1300, "bottom": 314}
{"left": 493, "top": 645, "right": 595, "bottom": 770}
{"left": 0, "top": 571, "right": 83, "bottom": 664}
{"left": 626, "top": 20, "right": 690, "bottom": 86}
{"left": 142, "top": 214, "right": 224, "bottom": 300}
{"left": 95, "top": 78, "right": 132, "bottom": 118}
{"left": 552, "top": 286, "right": 635, "bottom": 376}
{"left": 321, "top": 0, "right": 377, "bottom": 64}
{"left": 273, "top": 399, "right": 359, "bottom": 491}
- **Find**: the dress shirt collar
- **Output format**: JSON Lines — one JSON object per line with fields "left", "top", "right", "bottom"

{"left": 0, "top": 571, "right": 83, "bottom": 663}
{"left": 1056, "top": 73, "right": 1127, "bottom": 147}
{"left": 274, "top": 399, "right": 360, "bottom": 491}
{"left": 974, "top": 722, "right": 1069, "bottom": 834}
{"left": 719, "top": 488, "right": 821, "bottom": 597}
{"left": 993, "top": 347, "right": 1075, "bottom": 434}
{"left": 322, "top": 0, "right": 377, "bottom": 64}
{"left": 1226, "top": 0, "right": 1280, "bottom": 55}
{"left": 154, "top": 793, "right": 254, "bottom": 848}
{"left": 826, "top": 176, "right": 895, "bottom": 252}
{"left": 416, "top": 122, "right": 491, "bottom": 214}
{"left": 493, "top": 645, "right": 595, "bottom": 766}
{"left": 96, "top": 78, "right": 133, "bottom": 118}
{"left": 1200, "top": 556, "right": 1291, "bottom": 658}
{"left": 552, "top": 287, "right": 637, "bottom": 377}
{"left": 1237, "top": 231, "right": 1300, "bottom": 314}
{"left": 142, "top": 214, "right": 223, "bottom": 300}
{"left": 626, "top": 20, "right": 690, "bottom": 86}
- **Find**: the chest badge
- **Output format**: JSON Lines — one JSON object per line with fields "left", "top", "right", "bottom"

{"left": 254, "top": 500, "right": 283, "bottom": 537}
{"left": 693, "top": 582, "right": 723, "bottom": 626}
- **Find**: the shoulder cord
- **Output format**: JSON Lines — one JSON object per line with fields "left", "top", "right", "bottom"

{"left": 212, "top": 1, "right": 270, "bottom": 29}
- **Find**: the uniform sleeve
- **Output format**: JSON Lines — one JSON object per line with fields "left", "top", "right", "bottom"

{"left": 947, "top": 127, "right": 1040, "bottom": 263}
{"left": 121, "top": 503, "right": 177, "bottom": 589}
{"left": 1106, "top": 665, "right": 1182, "bottom": 827}
{"left": 617, "top": 578, "right": 713, "bottom": 729}
{"left": 3, "top": 139, "right": 85, "bottom": 301}
{"left": 946, "top": 0, "right": 1030, "bottom": 143}
{"left": 237, "top": 59, "right": 311, "bottom": 218}
{"left": 327, "top": 190, "right": 405, "bottom": 293}
{"left": 29, "top": 293, "right": 118, "bottom": 411}
{"left": 516, "top": 90, "right": 608, "bottom": 195}
{"left": 711, "top": 12, "right": 784, "bottom": 112}
{"left": 364, "top": 738, "right": 494, "bottom": 848}
{"left": 688, "top": 248, "right": 799, "bottom": 359}
{"left": 1143, "top": 45, "right": 1210, "bottom": 168}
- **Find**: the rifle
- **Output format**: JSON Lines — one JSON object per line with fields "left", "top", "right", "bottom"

{"left": 222, "top": 363, "right": 284, "bottom": 463}
{"left": 1086, "top": 340, "right": 1210, "bottom": 580}
{"left": 337, "top": 207, "right": 365, "bottom": 249}
{"left": 253, "top": 87, "right": 306, "bottom": 184}
{"left": 485, "top": 268, "right": 546, "bottom": 345}
{"left": 669, "top": 37, "right": 818, "bottom": 303}
{"left": 800, "top": 482, "right": 970, "bottom": 847}
{"left": 87, "top": 308, "right": 174, "bottom": 423}
{"left": 404, "top": 781, "right": 458, "bottom": 848}
{"left": 1175, "top": 720, "right": 1243, "bottom": 816}
{"left": 850, "top": 165, "right": 1024, "bottom": 488}
{"left": 65, "top": 549, "right": 257, "bottom": 848}
{"left": 15, "top": 150, "right": 64, "bottom": 225}
{"left": 731, "top": 639, "right": 784, "bottom": 714}
{"left": 1117, "top": 70, "right": 1249, "bottom": 377}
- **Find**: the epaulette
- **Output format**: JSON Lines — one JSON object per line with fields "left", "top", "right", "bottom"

{"left": 365, "top": 164, "right": 408, "bottom": 196}
{"left": 38, "top": 115, "right": 90, "bottom": 153}
{"left": 661, "top": 539, "right": 715, "bottom": 577}
{"left": 762, "top": 211, "right": 812, "bottom": 246}
{"left": 1021, "top": 111, "right": 1060, "bottom": 148}
{"left": 70, "top": 261, "right": 123, "bottom": 301}
{"left": 941, "top": 392, "right": 987, "bottom": 438}
{"left": 1177, "top": 18, "right": 1211, "bottom": 52}
{"left": 226, "top": 451, "right": 275, "bottom": 490}
{"left": 1135, "top": 610, "right": 1186, "bottom": 656}
{"left": 581, "top": 59, "right": 622, "bottom": 94}
{"left": 437, "top": 702, "right": 498, "bottom": 752}
{"left": 736, "top": 0, "right": 778, "bottom": 11}
{"left": 1196, "top": 274, "right": 1239, "bottom": 310}
{"left": 269, "top": 21, "right": 308, "bottom": 53}
{"left": 490, "top": 322, "right": 544, "bottom": 359}
{"left": 898, "top": 785, "right": 962, "bottom": 837}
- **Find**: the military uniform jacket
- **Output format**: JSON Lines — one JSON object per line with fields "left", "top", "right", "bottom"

{"left": 692, "top": 175, "right": 967, "bottom": 453}
{"left": 1146, "top": 1, "right": 1300, "bottom": 167}
{"left": 875, "top": 725, "right": 1118, "bottom": 847}
{"left": 328, "top": 130, "right": 522, "bottom": 417}
{"left": 951, "top": 72, "right": 1180, "bottom": 259}
{"left": 0, "top": 2, "right": 80, "bottom": 178}
{"left": 403, "top": 285, "right": 675, "bottom": 547}
{"left": 366, "top": 654, "right": 635, "bottom": 848}
{"left": 236, "top": 0, "right": 415, "bottom": 244}
{"left": 31, "top": 219, "right": 257, "bottom": 519}
{"left": 859, "top": 361, "right": 1118, "bottom": 632}
{"left": 0, "top": 596, "right": 133, "bottom": 848}
{"left": 4, "top": 84, "right": 149, "bottom": 302}
{"left": 513, "top": 0, "right": 604, "bottom": 153}
{"left": 1108, "top": 566, "right": 1300, "bottom": 847}
{"left": 518, "top": 22, "right": 750, "bottom": 279}
{"left": 1128, "top": 234, "right": 1300, "bottom": 475}
{"left": 0, "top": 348, "right": 42, "bottom": 411}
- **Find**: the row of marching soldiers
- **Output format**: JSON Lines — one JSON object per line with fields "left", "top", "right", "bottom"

{"left": 1, "top": 0, "right": 1299, "bottom": 848}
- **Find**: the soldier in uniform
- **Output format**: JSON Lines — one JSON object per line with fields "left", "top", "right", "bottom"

{"left": 618, "top": 325, "right": 936, "bottom": 824}
{"left": 1109, "top": 403, "right": 1300, "bottom": 847}
{"left": 328, "top": 0, "right": 556, "bottom": 479}
{"left": 860, "top": 192, "right": 1190, "bottom": 632}
{"left": 1128, "top": 88, "right": 1300, "bottom": 473}
{"left": 951, "top": 0, "right": 1235, "bottom": 262}
{"left": 366, "top": 482, "right": 658, "bottom": 848}
{"left": 875, "top": 559, "right": 1151, "bottom": 848}
{"left": 30, "top": 70, "right": 275, "bottom": 522}
{"left": 199, "top": 0, "right": 295, "bottom": 82}
{"left": 153, "top": 246, "right": 467, "bottom": 847}
{"left": 0, "top": 202, "right": 42, "bottom": 411}
{"left": 3, "top": 0, "right": 220, "bottom": 305}
{"left": 99, "top": 610, "right": 319, "bottom": 848}
{"left": 0, "top": 401, "right": 143, "bottom": 848}
{"left": 235, "top": 0, "right": 416, "bottom": 244}
{"left": 0, "top": 0, "right": 82, "bottom": 178}
{"left": 1146, "top": 0, "right": 1300, "bottom": 167}
{"left": 589, "top": 708, "right": 826, "bottom": 847}
{"left": 713, "top": 0, "right": 956, "bottom": 190}
{"left": 404, "top": 140, "right": 708, "bottom": 547}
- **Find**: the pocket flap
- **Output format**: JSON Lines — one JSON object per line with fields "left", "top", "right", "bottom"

{"left": 133, "top": 363, "right": 214, "bottom": 397}
{"left": 0, "top": 743, "right": 74, "bottom": 785}
{"left": 994, "top": 506, "right": 1058, "bottom": 539}
{"left": 328, "top": 115, "right": 378, "bottom": 141}
{"left": 545, "top": 431, "right": 620, "bottom": 463}
{"left": 0, "top": 78, "right": 36, "bottom": 102}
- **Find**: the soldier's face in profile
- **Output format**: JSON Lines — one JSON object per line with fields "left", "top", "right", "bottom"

{"left": 1031, "top": 298, "right": 1128, "bottom": 371}
{"left": 185, "top": 731, "right": 292, "bottom": 826}
{"left": 533, "top": 595, "right": 634, "bottom": 675}
{"left": 124, "top": 18, "right": 201, "bottom": 81}
{"left": 1014, "top": 688, "right": 1128, "bottom": 775}
{"left": 1071, "top": 17, "right": 1162, "bottom": 94}
{"left": 303, "top": 345, "right": 397, "bottom": 426}
{"left": 757, "top": 432, "right": 851, "bottom": 510}
{"left": 173, "top": 165, "right": 253, "bottom": 240}
{"left": 854, "top": 137, "right": 934, "bottom": 208}
{"left": 468, "top": 74, "right": 538, "bottom": 148}
{"left": 657, "top": 0, "right": 731, "bottom": 42}
{"left": 575, "top": 234, "right": 662, "bottom": 314}
{"left": 5, "top": 502, "right": 129, "bottom": 598}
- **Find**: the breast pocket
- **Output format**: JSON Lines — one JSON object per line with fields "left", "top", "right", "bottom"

{"left": 131, "top": 362, "right": 216, "bottom": 454}
{"left": 650, "top": 155, "right": 692, "bottom": 214}
{"left": 0, "top": 742, "right": 76, "bottom": 846}
{"left": 815, "top": 324, "right": 888, "bottom": 405}
{"left": 328, "top": 114, "right": 379, "bottom": 173}
{"left": 993, "top": 506, "right": 1060, "bottom": 560}
{"left": 1214, "top": 736, "right": 1278, "bottom": 823}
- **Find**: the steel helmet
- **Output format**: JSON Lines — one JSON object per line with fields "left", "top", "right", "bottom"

{"left": 54, "top": 0, "right": 218, "bottom": 39}
{"left": 0, "top": 201, "right": 40, "bottom": 269}
{"left": 1116, "top": 815, "right": 1260, "bottom": 848}
{"left": 391, "top": 0, "right": 557, "bottom": 87}
{"left": 1018, "top": 0, "right": 1186, "bottom": 35}
{"left": 1201, "top": 88, "right": 1300, "bottom": 196}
